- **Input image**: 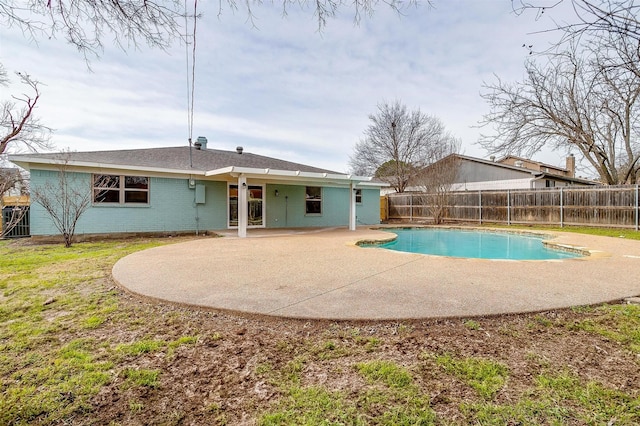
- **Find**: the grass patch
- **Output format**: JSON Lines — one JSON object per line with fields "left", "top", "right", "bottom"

{"left": 459, "top": 398, "right": 571, "bottom": 425}
{"left": 536, "top": 371, "right": 640, "bottom": 424}
{"left": 116, "top": 339, "right": 165, "bottom": 356}
{"left": 121, "top": 368, "right": 160, "bottom": 388}
{"left": 310, "top": 339, "right": 350, "bottom": 360}
{"left": 356, "top": 360, "right": 413, "bottom": 389}
{"left": 355, "top": 360, "right": 435, "bottom": 424}
{"left": 260, "top": 359, "right": 436, "bottom": 425}
{"left": 0, "top": 338, "right": 113, "bottom": 424}
{"left": 463, "top": 319, "right": 481, "bottom": 330}
{"left": 259, "top": 386, "right": 360, "bottom": 425}
{"left": 83, "top": 315, "right": 106, "bottom": 329}
{"left": 0, "top": 239, "right": 169, "bottom": 424}
{"left": 435, "top": 354, "right": 509, "bottom": 400}
{"left": 566, "top": 304, "right": 640, "bottom": 353}
{"left": 493, "top": 224, "right": 640, "bottom": 240}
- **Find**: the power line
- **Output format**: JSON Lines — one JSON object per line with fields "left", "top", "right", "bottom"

{"left": 185, "top": 0, "right": 198, "bottom": 167}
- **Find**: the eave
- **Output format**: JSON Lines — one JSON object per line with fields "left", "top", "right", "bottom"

{"left": 9, "top": 155, "right": 206, "bottom": 177}
{"left": 9, "top": 155, "right": 388, "bottom": 187}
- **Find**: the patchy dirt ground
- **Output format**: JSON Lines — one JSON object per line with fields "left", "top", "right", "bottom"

{"left": 83, "top": 276, "right": 640, "bottom": 425}
{"left": 3, "top": 236, "right": 638, "bottom": 425}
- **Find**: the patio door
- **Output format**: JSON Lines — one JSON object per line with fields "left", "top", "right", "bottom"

{"left": 228, "top": 184, "right": 264, "bottom": 228}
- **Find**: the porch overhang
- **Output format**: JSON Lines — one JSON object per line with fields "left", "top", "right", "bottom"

{"left": 207, "top": 167, "right": 379, "bottom": 237}
{"left": 205, "top": 166, "right": 373, "bottom": 186}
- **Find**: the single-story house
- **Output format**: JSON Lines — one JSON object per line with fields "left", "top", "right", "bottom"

{"left": 9, "top": 138, "right": 385, "bottom": 238}
{"left": 382, "top": 153, "right": 597, "bottom": 194}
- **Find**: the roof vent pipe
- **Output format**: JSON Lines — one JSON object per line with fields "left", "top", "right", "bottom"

{"left": 236, "top": 146, "right": 243, "bottom": 154}
{"left": 196, "top": 136, "right": 208, "bottom": 150}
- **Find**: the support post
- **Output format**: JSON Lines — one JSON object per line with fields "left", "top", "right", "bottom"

{"left": 479, "top": 190, "right": 482, "bottom": 225}
{"left": 560, "top": 187, "right": 564, "bottom": 228}
{"left": 238, "top": 175, "right": 247, "bottom": 238}
{"left": 349, "top": 182, "right": 357, "bottom": 231}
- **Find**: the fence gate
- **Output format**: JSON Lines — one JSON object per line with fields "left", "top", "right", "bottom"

{"left": 2, "top": 206, "right": 30, "bottom": 238}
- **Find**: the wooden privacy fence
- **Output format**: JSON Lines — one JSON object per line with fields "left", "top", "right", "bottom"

{"left": 386, "top": 185, "right": 640, "bottom": 230}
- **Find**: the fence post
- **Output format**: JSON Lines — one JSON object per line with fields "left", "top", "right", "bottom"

{"left": 507, "top": 189, "right": 511, "bottom": 225}
{"left": 479, "top": 190, "right": 482, "bottom": 225}
{"left": 636, "top": 184, "right": 640, "bottom": 231}
{"left": 409, "top": 193, "right": 413, "bottom": 222}
{"left": 387, "top": 195, "right": 390, "bottom": 223}
{"left": 560, "top": 187, "right": 564, "bottom": 228}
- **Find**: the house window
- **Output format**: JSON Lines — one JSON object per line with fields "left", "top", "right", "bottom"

{"left": 305, "top": 186, "right": 322, "bottom": 214}
{"left": 545, "top": 180, "right": 555, "bottom": 188}
{"left": 355, "top": 189, "right": 362, "bottom": 204}
{"left": 93, "top": 174, "right": 149, "bottom": 204}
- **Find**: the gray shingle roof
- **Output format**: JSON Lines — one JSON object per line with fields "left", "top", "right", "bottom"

{"left": 18, "top": 146, "right": 341, "bottom": 174}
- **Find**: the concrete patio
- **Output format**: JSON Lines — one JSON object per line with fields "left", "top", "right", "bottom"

{"left": 112, "top": 227, "right": 640, "bottom": 320}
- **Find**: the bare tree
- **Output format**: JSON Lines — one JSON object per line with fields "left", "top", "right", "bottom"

{"left": 1, "top": 0, "right": 420, "bottom": 58}
{"left": 414, "top": 153, "right": 461, "bottom": 225}
{"left": 0, "top": 64, "right": 51, "bottom": 238}
{"left": 1, "top": 1, "right": 184, "bottom": 58}
{"left": 30, "top": 154, "right": 96, "bottom": 247}
{"left": 480, "top": 33, "right": 640, "bottom": 185}
{"left": 513, "top": 0, "right": 640, "bottom": 43}
{"left": 1, "top": 64, "right": 52, "bottom": 156}
{"left": 350, "top": 100, "right": 460, "bottom": 193}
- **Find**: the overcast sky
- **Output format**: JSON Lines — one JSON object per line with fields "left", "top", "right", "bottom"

{"left": 1, "top": 1, "right": 573, "bottom": 173}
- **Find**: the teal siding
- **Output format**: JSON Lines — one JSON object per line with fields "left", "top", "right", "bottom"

{"left": 29, "top": 169, "right": 380, "bottom": 236}
{"left": 357, "top": 188, "right": 382, "bottom": 225}
{"left": 264, "top": 184, "right": 380, "bottom": 228}
{"left": 29, "top": 170, "right": 227, "bottom": 236}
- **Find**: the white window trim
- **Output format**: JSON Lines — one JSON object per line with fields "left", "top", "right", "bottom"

{"left": 92, "top": 174, "right": 150, "bottom": 205}
{"left": 305, "top": 186, "right": 323, "bottom": 215}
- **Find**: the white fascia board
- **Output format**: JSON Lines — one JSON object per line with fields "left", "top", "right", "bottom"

{"left": 204, "top": 166, "right": 235, "bottom": 176}
{"left": 359, "top": 181, "right": 389, "bottom": 187}
{"left": 205, "top": 166, "right": 374, "bottom": 183}
{"left": 8, "top": 155, "right": 205, "bottom": 176}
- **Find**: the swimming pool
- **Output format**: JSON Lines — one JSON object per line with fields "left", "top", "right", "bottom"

{"left": 365, "top": 228, "right": 582, "bottom": 260}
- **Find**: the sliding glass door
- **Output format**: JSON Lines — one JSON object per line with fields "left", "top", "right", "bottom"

{"left": 228, "top": 184, "right": 264, "bottom": 227}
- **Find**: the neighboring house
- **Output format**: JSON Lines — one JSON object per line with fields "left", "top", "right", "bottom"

{"left": 450, "top": 154, "right": 596, "bottom": 190}
{"left": 383, "top": 154, "right": 596, "bottom": 194}
{"left": 496, "top": 154, "right": 576, "bottom": 179}
{"left": 10, "top": 139, "right": 385, "bottom": 238}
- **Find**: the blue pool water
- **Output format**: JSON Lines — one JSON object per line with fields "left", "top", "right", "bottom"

{"left": 366, "top": 228, "right": 581, "bottom": 260}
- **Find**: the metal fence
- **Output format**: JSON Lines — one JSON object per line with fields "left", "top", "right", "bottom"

{"left": 386, "top": 185, "right": 640, "bottom": 230}
{"left": 2, "top": 206, "right": 30, "bottom": 238}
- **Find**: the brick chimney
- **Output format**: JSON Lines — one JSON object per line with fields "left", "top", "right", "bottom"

{"left": 566, "top": 154, "right": 575, "bottom": 177}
